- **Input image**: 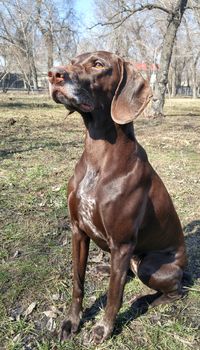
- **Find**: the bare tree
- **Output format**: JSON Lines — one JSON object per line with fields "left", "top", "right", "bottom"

{"left": 0, "top": 0, "right": 78, "bottom": 90}
{"left": 0, "top": 0, "right": 38, "bottom": 89}
{"left": 34, "top": 0, "right": 77, "bottom": 70}
{"left": 168, "top": 42, "right": 187, "bottom": 97}
{"left": 90, "top": 0, "right": 194, "bottom": 117}
{"left": 183, "top": 21, "right": 199, "bottom": 98}
{"left": 152, "top": 0, "right": 188, "bottom": 117}
{"left": 166, "top": 7, "right": 200, "bottom": 99}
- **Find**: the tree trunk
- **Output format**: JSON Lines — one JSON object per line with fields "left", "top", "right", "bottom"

{"left": 171, "top": 68, "right": 177, "bottom": 97}
{"left": 29, "top": 52, "right": 38, "bottom": 90}
{"left": 151, "top": 0, "right": 188, "bottom": 117}
{"left": 35, "top": 1, "right": 54, "bottom": 70}
{"left": 184, "top": 19, "right": 199, "bottom": 99}
{"left": 192, "top": 57, "right": 199, "bottom": 98}
{"left": 192, "top": 63, "right": 197, "bottom": 98}
{"left": 45, "top": 32, "right": 54, "bottom": 70}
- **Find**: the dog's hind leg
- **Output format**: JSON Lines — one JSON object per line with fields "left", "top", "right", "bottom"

{"left": 137, "top": 251, "right": 185, "bottom": 307}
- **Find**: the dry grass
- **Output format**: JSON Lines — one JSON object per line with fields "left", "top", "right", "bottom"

{"left": 0, "top": 94, "right": 200, "bottom": 350}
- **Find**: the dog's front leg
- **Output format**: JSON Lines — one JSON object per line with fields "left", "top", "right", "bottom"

{"left": 60, "top": 225, "right": 90, "bottom": 340}
{"left": 90, "top": 243, "right": 133, "bottom": 344}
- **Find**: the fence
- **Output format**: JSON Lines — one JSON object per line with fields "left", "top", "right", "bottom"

{"left": 0, "top": 72, "right": 198, "bottom": 97}
{"left": 0, "top": 72, "right": 48, "bottom": 92}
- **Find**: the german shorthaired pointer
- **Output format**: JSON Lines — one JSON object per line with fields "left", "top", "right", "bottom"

{"left": 48, "top": 51, "right": 187, "bottom": 344}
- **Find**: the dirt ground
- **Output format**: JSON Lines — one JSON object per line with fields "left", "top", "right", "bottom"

{"left": 0, "top": 94, "right": 200, "bottom": 349}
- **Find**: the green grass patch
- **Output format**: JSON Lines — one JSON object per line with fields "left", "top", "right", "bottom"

{"left": 0, "top": 93, "right": 200, "bottom": 349}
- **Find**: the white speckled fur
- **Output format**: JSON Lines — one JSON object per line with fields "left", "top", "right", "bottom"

{"left": 77, "top": 168, "right": 104, "bottom": 239}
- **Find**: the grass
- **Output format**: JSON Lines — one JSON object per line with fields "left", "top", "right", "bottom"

{"left": 0, "top": 93, "right": 200, "bottom": 350}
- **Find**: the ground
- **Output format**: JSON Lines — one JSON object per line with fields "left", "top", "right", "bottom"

{"left": 0, "top": 94, "right": 200, "bottom": 350}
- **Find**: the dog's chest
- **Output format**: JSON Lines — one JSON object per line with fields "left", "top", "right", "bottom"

{"left": 77, "top": 168, "right": 104, "bottom": 239}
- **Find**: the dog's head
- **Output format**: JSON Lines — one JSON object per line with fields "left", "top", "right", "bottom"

{"left": 48, "top": 51, "right": 152, "bottom": 124}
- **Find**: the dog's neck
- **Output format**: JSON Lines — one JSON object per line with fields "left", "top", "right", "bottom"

{"left": 81, "top": 111, "right": 137, "bottom": 168}
{"left": 82, "top": 111, "right": 135, "bottom": 144}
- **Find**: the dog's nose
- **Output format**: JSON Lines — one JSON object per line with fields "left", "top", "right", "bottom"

{"left": 48, "top": 66, "right": 67, "bottom": 84}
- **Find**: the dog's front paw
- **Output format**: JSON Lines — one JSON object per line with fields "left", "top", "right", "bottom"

{"left": 60, "top": 314, "right": 81, "bottom": 341}
{"left": 88, "top": 321, "right": 113, "bottom": 344}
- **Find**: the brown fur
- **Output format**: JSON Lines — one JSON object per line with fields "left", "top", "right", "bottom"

{"left": 48, "top": 51, "right": 187, "bottom": 344}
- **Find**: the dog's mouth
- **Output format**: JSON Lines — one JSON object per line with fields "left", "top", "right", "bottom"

{"left": 78, "top": 103, "right": 94, "bottom": 112}
{"left": 52, "top": 90, "right": 94, "bottom": 113}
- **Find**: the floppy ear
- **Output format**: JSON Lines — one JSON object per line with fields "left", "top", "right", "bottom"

{"left": 111, "top": 59, "right": 152, "bottom": 124}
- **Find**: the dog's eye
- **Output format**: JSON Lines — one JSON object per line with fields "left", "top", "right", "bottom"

{"left": 94, "top": 60, "right": 104, "bottom": 69}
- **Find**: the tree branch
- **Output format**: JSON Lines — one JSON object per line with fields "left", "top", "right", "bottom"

{"left": 0, "top": 35, "right": 27, "bottom": 53}
{"left": 88, "top": 3, "right": 172, "bottom": 30}
{"left": 186, "top": 6, "right": 200, "bottom": 10}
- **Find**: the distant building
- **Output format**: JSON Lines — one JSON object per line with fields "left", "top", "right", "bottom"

{"left": 133, "top": 62, "right": 159, "bottom": 73}
{"left": 0, "top": 71, "right": 48, "bottom": 91}
{"left": 0, "top": 72, "right": 24, "bottom": 91}
{"left": 133, "top": 62, "right": 159, "bottom": 90}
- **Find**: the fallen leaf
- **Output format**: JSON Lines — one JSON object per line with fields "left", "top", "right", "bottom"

{"left": 23, "top": 301, "right": 37, "bottom": 318}
{"left": 8, "top": 316, "right": 15, "bottom": 321}
{"left": 50, "top": 305, "right": 58, "bottom": 313}
{"left": 62, "top": 238, "right": 67, "bottom": 246}
{"left": 13, "top": 334, "right": 21, "bottom": 342}
{"left": 89, "top": 295, "right": 96, "bottom": 303}
{"left": 39, "top": 201, "right": 46, "bottom": 207}
{"left": 13, "top": 250, "right": 21, "bottom": 258}
{"left": 43, "top": 310, "right": 57, "bottom": 318}
{"left": 52, "top": 185, "right": 61, "bottom": 192}
{"left": 52, "top": 293, "right": 60, "bottom": 301}
{"left": 46, "top": 318, "right": 56, "bottom": 332}
{"left": 90, "top": 250, "right": 103, "bottom": 263}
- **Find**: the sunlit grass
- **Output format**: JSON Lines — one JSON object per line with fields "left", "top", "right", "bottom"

{"left": 0, "top": 93, "right": 200, "bottom": 349}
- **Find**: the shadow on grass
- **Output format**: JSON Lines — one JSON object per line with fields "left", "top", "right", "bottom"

{"left": 184, "top": 220, "right": 200, "bottom": 279}
{"left": 80, "top": 276, "right": 161, "bottom": 339}
{"left": 0, "top": 139, "right": 83, "bottom": 160}
{"left": 166, "top": 113, "right": 200, "bottom": 117}
{"left": 0, "top": 102, "right": 54, "bottom": 109}
{"left": 82, "top": 294, "right": 107, "bottom": 324}
{"left": 81, "top": 220, "right": 200, "bottom": 336}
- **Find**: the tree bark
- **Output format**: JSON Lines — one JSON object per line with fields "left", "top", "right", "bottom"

{"left": 171, "top": 68, "right": 177, "bottom": 97}
{"left": 46, "top": 33, "right": 54, "bottom": 70}
{"left": 29, "top": 51, "right": 38, "bottom": 90}
{"left": 184, "top": 18, "right": 199, "bottom": 99}
{"left": 150, "top": 0, "right": 188, "bottom": 117}
{"left": 35, "top": 1, "right": 54, "bottom": 70}
{"left": 192, "top": 59, "right": 199, "bottom": 99}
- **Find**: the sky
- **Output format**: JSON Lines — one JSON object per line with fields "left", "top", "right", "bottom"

{"left": 75, "top": 0, "right": 94, "bottom": 28}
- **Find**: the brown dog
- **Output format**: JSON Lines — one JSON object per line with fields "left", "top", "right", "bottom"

{"left": 48, "top": 51, "right": 187, "bottom": 344}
